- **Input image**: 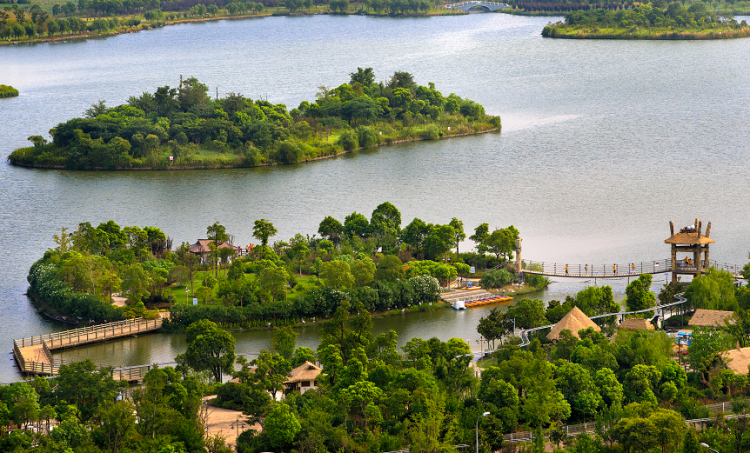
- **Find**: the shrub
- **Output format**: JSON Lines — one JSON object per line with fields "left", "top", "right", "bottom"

{"left": 338, "top": 129, "right": 359, "bottom": 151}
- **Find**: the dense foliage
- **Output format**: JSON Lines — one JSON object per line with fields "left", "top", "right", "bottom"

{"left": 27, "top": 203, "right": 528, "bottom": 327}
{"left": 0, "top": 84, "right": 19, "bottom": 98}
{"left": 542, "top": 2, "right": 750, "bottom": 38}
{"left": 8, "top": 69, "right": 499, "bottom": 170}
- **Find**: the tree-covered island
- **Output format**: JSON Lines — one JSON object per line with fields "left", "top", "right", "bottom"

{"left": 0, "top": 84, "right": 19, "bottom": 98}
{"left": 542, "top": 2, "right": 750, "bottom": 39}
{"left": 7, "top": 69, "right": 500, "bottom": 170}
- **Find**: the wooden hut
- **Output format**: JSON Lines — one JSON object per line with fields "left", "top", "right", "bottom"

{"left": 546, "top": 306, "right": 600, "bottom": 341}
{"left": 665, "top": 218, "right": 715, "bottom": 283}
{"left": 688, "top": 309, "right": 734, "bottom": 328}
{"left": 284, "top": 361, "right": 322, "bottom": 394}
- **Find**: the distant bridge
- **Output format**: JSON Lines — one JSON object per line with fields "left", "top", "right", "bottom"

{"left": 444, "top": 1, "right": 509, "bottom": 11}
{"left": 520, "top": 259, "right": 743, "bottom": 280}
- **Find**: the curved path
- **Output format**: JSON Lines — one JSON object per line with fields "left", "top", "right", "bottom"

{"left": 444, "top": 1, "right": 509, "bottom": 11}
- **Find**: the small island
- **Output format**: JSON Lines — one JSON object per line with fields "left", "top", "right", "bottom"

{"left": 542, "top": 3, "right": 750, "bottom": 39}
{"left": 26, "top": 205, "right": 539, "bottom": 328}
{"left": 0, "top": 84, "right": 19, "bottom": 98}
{"left": 7, "top": 69, "right": 500, "bottom": 170}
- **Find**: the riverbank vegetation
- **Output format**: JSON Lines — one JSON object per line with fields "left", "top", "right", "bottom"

{"left": 542, "top": 2, "right": 750, "bottom": 38}
{"left": 26, "top": 202, "right": 533, "bottom": 326}
{"left": 6, "top": 264, "right": 750, "bottom": 453}
{"left": 8, "top": 69, "right": 499, "bottom": 170}
{"left": 0, "top": 1, "right": 463, "bottom": 46}
{"left": 0, "top": 84, "right": 19, "bottom": 97}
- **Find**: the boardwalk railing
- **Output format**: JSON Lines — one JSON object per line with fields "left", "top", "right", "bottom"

{"left": 14, "top": 317, "right": 163, "bottom": 350}
{"left": 13, "top": 317, "right": 163, "bottom": 378}
{"left": 522, "top": 259, "right": 743, "bottom": 279}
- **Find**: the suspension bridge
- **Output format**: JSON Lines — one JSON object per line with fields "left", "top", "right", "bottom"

{"left": 520, "top": 259, "right": 743, "bottom": 280}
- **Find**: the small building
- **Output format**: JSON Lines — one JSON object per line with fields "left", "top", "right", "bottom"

{"left": 189, "top": 239, "right": 241, "bottom": 263}
{"left": 547, "top": 306, "right": 600, "bottom": 341}
{"left": 284, "top": 361, "right": 322, "bottom": 394}
{"left": 688, "top": 309, "right": 734, "bottom": 329}
{"left": 617, "top": 318, "right": 655, "bottom": 331}
{"left": 665, "top": 218, "right": 715, "bottom": 283}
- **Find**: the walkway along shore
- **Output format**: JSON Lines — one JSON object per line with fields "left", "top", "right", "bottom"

{"left": 10, "top": 127, "right": 500, "bottom": 172}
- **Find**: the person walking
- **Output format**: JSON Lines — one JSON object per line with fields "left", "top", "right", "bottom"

{"left": 613, "top": 264, "right": 617, "bottom": 275}
{"left": 565, "top": 264, "right": 569, "bottom": 275}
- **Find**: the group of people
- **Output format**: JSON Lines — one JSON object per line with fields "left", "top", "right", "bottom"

{"left": 563, "top": 263, "right": 637, "bottom": 275}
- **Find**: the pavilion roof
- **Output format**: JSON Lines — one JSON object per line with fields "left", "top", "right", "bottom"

{"left": 285, "top": 361, "right": 322, "bottom": 384}
{"left": 664, "top": 232, "right": 715, "bottom": 245}
{"left": 726, "top": 347, "right": 750, "bottom": 375}
{"left": 546, "top": 306, "right": 600, "bottom": 341}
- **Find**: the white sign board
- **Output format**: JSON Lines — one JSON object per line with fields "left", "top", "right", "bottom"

{"left": 193, "top": 298, "right": 198, "bottom": 305}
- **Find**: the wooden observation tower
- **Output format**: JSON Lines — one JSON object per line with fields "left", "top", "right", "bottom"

{"left": 665, "top": 218, "right": 715, "bottom": 283}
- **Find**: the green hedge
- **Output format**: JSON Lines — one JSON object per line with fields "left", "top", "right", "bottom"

{"left": 0, "top": 85, "right": 19, "bottom": 98}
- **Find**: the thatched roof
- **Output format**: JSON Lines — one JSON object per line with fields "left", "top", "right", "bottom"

{"left": 688, "top": 309, "right": 734, "bottom": 328}
{"left": 725, "top": 347, "right": 750, "bottom": 375}
{"left": 664, "top": 233, "right": 715, "bottom": 245}
{"left": 285, "top": 361, "right": 322, "bottom": 384}
{"left": 618, "top": 318, "right": 655, "bottom": 331}
{"left": 546, "top": 306, "right": 600, "bottom": 341}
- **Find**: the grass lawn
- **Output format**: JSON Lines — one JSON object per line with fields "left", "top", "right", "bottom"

{"left": 166, "top": 270, "right": 321, "bottom": 306}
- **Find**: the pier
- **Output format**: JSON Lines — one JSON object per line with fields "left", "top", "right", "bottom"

{"left": 13, "top": 317, "right": 162, "bottom": 380}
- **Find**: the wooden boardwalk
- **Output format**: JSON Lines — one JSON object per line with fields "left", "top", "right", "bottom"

{"left": 521, "top": 259, "right": 743, "bottom": 279}
{"left": 13, "top": 317, "right": 162, "bottom": 380}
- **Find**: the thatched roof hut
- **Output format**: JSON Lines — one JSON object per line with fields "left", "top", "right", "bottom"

{"left": 618, "top": 318, "right": 655, "bottom": 331}
{"left": 546, "top": 306, "right": 600, "bottom": 341}
{"left": 285, "top": 361, "right": 322, "bottom": 394}
{"left": 725, "top": 347, "right": 750, "bottom": 375}
{"left": 688, "top": 309, "right": 734, "bottom": 328}
{"left": 664, "top": 233, "right": 715, "bottom": 246}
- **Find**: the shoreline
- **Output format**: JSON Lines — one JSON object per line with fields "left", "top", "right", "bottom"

{"left": 0, "top": 10, "right": 466, "bottom": 47}
{"left": 545, "top": 29, "right": 750, "bottom": 40}
{"left": 9, "top": 127, "right": 499, "bottom": 172}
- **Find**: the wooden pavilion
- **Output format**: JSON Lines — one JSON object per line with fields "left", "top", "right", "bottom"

{"left": 665, "top": 218, "right": 715, "bottom": 283}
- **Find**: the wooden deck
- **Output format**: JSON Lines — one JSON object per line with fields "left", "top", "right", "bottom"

{"left": 13, "top": 317, "right": 162, "bottom": 379}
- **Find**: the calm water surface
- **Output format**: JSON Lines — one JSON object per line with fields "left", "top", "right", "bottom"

{"left": 1, "top": 14, "right": 749, "bottom": 381}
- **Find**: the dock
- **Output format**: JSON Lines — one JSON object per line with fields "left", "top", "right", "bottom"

{"left": 13, "top": 317, "right": 162, "bottom": 380}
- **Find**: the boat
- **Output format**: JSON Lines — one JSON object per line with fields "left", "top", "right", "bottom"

{"left": 453, "top": 295, "right": 513, "bottom": 310}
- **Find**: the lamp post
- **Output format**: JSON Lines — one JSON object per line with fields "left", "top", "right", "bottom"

{"left": 476, "top": 411, "right": 490, "bottom": 453}
{"left": 700, "top": 443, "right": 719, "bottom": 453}
{"left": 185, "top": 286, "right": 189, "bottom": 304}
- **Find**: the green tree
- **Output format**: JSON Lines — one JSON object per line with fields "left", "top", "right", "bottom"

{"left": 253, "top": 219, "right": 277, "bottom": 247}
{"left": 686, "top": 268, "right": 738, "bottom": 311}
{"left": 95, "top": 400, "right": 137, "bottom": 453}
{"left": 484, "top": 226, "right": 519, "bottom": 262}
{"left": 470, "top": 222, "right": 490, "bottom": 254}
{"left": 424, "top": 224, "right": 455, "bottom": 262}
{"left": 448, "top": 217, "right": 466, "bottom": 255}
{"left": 251, "top": 350, "right": 293, "bottom": 401}
{"left": 321, "top": 260, "right": 355, "bottom": 289}
{"left": 318, "top": 216, "right": 343, "bottom": 246}
{"left": 177, "top": 319, "right": 236, "bottom": 382}
{"left": 54, "top": 360, "right": 122, "bottom": 422}
{"left": 259, "top": 265, "right": 289, "bottom": 301}
{"left": 351, "top": 258, "right": 376, "bottom": 287}
{"left": 688, "top": 326, "right": 730, "bottom": 385}
{"left": 376, "top": 255, "right": 403, "bottom": 282}
{"left": 272, "top": 326, "right": 299, "bottom": 361}
{"left": 625, "top": 274, "right": 656, "bottom": 312}
{"left": 264, "top": 403, "right": 300, "bottom": 452}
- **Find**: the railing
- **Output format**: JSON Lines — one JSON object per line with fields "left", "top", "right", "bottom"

{"left": 522, "top": 259, "right": 672, "bottom": 278}
{"left": 517, "top": 292, "right": 688, "bottom": 347}
{"left": 521, "top": 259, "right": 743, "bottom": 278}
{"left": 45, "top": 317, "right": 163, "bottom": 349}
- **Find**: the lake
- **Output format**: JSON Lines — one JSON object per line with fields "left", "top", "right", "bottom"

{"left": 1, "top": 13, "right": 749, "bottom": 382}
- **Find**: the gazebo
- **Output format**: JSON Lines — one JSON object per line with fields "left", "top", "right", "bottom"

{"left": 665, "top": 218, "right": 715, "bottom": 283}
{"left": 546, "top": 306, "right": 600, "bottom": 341}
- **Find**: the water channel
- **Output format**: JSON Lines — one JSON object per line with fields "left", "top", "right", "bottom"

{"left": 1, "top": 13, "right": 749, "bottom": 382}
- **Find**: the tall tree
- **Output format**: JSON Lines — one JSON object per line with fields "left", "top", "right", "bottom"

{"left": 177, "top": 319, "right": 236, "bottom": 383}
{"left": 253, "top": 219, "right": 277, "bottom": 247}
{"left": 448, "top": 217, "right": 466, "bottom": 255}
{"left": 318, "top": 216, "right": 343, "bottom": 246}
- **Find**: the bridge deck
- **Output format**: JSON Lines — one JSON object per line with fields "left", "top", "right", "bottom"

{"left": 521, "top": 259, "right": 742, "bottom": 279}
{"left": 13, "top": 317, "right": 162, "bottom": 378}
